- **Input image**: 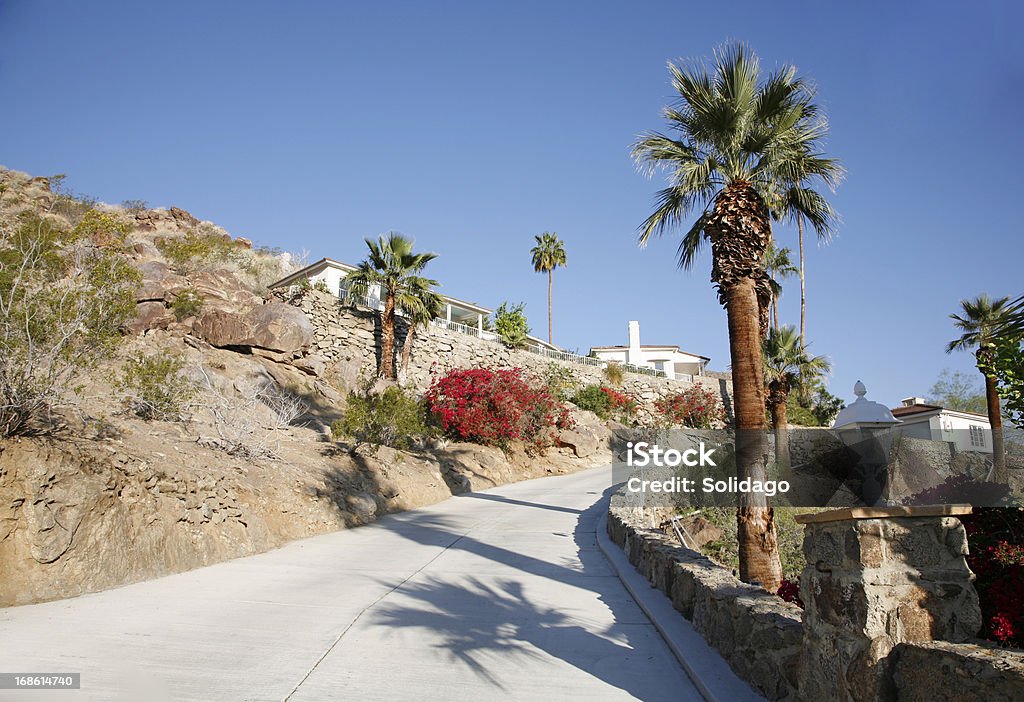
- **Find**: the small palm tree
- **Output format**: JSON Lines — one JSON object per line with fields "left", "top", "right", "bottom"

{"left": 344, "top": 233, "right": 437, "bottom": 380}
{"left": 530, "top": 232, "right": 567, "bottom": 345}
{"left": 632, "top": 43, "right": 839, "bottom": 592}
{"left": 762, "top": 243, "right": 799, "bottom": 332}
{"left": 397, "top": 276, "right": 444, "bottom": 382}
{"left": 763, "top": 326, "right": 831, "bottom": 469}
{"left": 947, "top": 294, "right": 1015, "bottom": 482}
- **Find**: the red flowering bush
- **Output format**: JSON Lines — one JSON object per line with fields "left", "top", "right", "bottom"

{"left": 962, "top": 507, "right": 1024, "bottom": 647}
{"left": 655, "top": 385, "right": 725, "bottom": 429}
{"left": 777, "top": 578, "right": 804, "bottom": 609}
{"left": 571, "top": 384, "right": 637, "bottom": 421}
{"left": 424, "top": 367, "right": 573, "bottom": 451}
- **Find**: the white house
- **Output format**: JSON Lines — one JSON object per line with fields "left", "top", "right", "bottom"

{"left": 588, "top": 321, "right": 709, "bottom": 380}
{"left": 268, "top": 257, "right": 560, "bottom": 352}
{"left": 890, "top": 397, "right": 993, "bottom": 454}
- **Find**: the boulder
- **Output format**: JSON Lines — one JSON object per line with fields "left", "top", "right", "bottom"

{"left": 136, "top": 261, "right": 185, "bottom": 302}
{"left": 193, "top": 302, "right": 313, "bottom": 353}
{"left": 292, "top": 354, "right": 327, "bottom": 377}
{"left": 190, "top": 269, "right": 261, "bottom": 311}
{"left": 127, "top": 301, "right": 174, "bottom": 333}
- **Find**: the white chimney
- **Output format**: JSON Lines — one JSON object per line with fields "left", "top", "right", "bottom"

{"left": 627, "top": 321, "right": 641, "bottom": 364}
{"left": 900, "top": 397, "right": 929, "bottom": 407}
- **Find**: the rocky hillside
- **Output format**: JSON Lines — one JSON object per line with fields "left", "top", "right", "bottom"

{"left": 0, "top": 167, "right": 612, "bottom": 607}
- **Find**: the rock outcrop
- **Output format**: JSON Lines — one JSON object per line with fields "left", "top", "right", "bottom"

{"left": 194, "top": 302, "right": 314, "bottom": 353}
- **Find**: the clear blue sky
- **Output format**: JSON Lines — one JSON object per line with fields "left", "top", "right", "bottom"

{"left": 2, "top": 1, "right": 1022, "bottom": 408}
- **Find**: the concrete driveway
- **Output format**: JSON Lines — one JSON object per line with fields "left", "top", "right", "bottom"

{"left": 1, "top": 466, "right": 706, "bottom": 701}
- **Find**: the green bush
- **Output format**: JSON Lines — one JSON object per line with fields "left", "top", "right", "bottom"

{"left": 571, "top": 384, "right": 637, "bottom": 421}
{"left": 0, "top": 212, "right": 141, "bottom": 436}
{"left": 156, "top": 226, "right": 239, "bottom": 273}
{"left": 331, "top": 386, "right": 435, "bottom": 449}
{"left": 543, "top": 363, "right": 579, "bottom": 402}
{"left": 117, "top": 350, "right": 197, "bottom": 421}
{"left": 171, "top": 287, "right": 204, "bottom": 321}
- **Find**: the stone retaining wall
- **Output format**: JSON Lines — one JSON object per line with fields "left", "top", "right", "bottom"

{"left": 606, "top": 489, "right": 803, "bottom": 700}
{"left": 284, "top": 288, "right": 733, "bottom": 425}
{"left": 890, "top": 640, "right": 1024, "bottom": 702}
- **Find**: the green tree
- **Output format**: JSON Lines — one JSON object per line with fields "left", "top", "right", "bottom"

{"left": 530, "top": 232, "right": 567, "bottom": 345}
{"left": 762, "top": 243, "right": 799, "bottom": 331}
{"left": 928, "top": 369, "right": 987, "bottom": 414}
{"left": 947, "top": 294, "right": 1015, "bottom": 482}
{"left": 632, "top": 43, "right": 840, "bottom": 592}
{"left": 763, "top": 325, "right": 831, "bottom": 468}
{"left": 397, "top": 276, "right": 444, "bottom": 381}
{"left": 344, "top": 233, "right": 437, "bottom": 380}
{"left": 493, "top": 301, "right": 530, "bottom": 349}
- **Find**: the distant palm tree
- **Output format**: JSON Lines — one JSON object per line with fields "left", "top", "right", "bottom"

{"left": 763, "top": 325, "right": 831, "bottom": 468}
{"left": 345, "top": 233, "right": 437, "bottom": 380}
{"left": 530, "top": 232, "right": 567, "bottom": 345}
{"left": 632, "top": 43, "right": 839, "bottom": 593}
{"left": 947, "top": 294, "right": 1015, "bottom": 482}
{"left": 776, "top": 148, "right": 841, "bottom": 350}
{"left": 398, "top": 276, "right": 444, "bottom": 382}
{"left": 762, "top": 243, "right": 799, "bottom": 332}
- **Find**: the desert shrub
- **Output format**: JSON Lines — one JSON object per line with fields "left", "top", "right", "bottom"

{"left": 171, "top": 287, "right": 204, "bottom": 321}
{"left": 424, "top": 367, "right": 572, "bottom": 450}
{"left": 73, "top": 210, "right": 131, "bottom": 247}
{"left": 120, "top": 199, "right": 148, "bottom": 214}
{"left": 962, "top": 508, "right": 1024, "bottom": 647}
{"left": 604, "top": 362, "right": 625, "bottom": 386}
{"left": 0, "top": 212, "right": 141, "bottom": 436}
{"left": 543, "top": 363, "right": 580, "bottom": 402}
{"left": 117, "top": 350, "right": 197, "bottom": 421}
{"left": 49, "top": 174, "right": 98, "bottom": 226}
{"left": 493, "top": 301, "right": 530, "bottom": 349}
{"left": 331, "top": 386, "right": 433, "bottom": 449}
{"left": 571, "top": 384, "right": 637, "bottom": 421}
{"left": 655, "top": 385, "right": 726, "bottom": 429}
{"left": 312, "top": 279, "right": 330, "bottom": 293}
{"left": 156, "top": 225, "right": 239, "bottom": 273}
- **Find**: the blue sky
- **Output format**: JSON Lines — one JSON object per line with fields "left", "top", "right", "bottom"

{"left": 2, "top": 1, "right": 1022, "bottom": 408}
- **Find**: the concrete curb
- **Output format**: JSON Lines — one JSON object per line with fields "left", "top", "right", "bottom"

{"left": 595, "top": 506, "right": 764, "bottom": 702}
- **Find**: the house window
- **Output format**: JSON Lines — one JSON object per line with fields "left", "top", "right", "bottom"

{"left": 969, "top": 425, "right": 986, "bottom": 448}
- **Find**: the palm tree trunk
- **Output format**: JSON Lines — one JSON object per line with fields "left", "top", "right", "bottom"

{"left": 769, "top": 385, "right": 790, "bottom": 472}
{"left": 380, "top": 294, "right": 396, "bottom": 379}
{"left": 797, "top": 215, "right": 806, "bottom": 351}
{"left": 984, "top": 371, "right": 1007, "bottom": 483}
{"left": 547, "top": 269, "right": 553, "bottom": 345}
{"left": 399, "top": 323, "right": 415, "bottom": 382}
{"left": 772, "top": 296, "right": 780, "bottom": 332}
{"left": 726, "top": 277, "right": 783, "bottom": 593}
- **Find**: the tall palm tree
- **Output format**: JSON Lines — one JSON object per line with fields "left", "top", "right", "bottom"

{"left": 947, "top": 294, "right": 1015, "bottom": 483}
{"left": 397, "top": 276, "right": 444, "bottom": 382}
{"left": 762, "top": 243, "right": 799, "bottom": 332}
{"left": 763, "top": 325, "right": 831, "bottom": 468}
{"left": 776, "top": 149, "right": 841, "bottom": 350}
{"left": 632, "top": 43, "right": 838, "bottom": 592}
{"left": 344, "top": 233, "right": 437, "bottom": 380}
{"left": 530, "top": 232, "right": 567, "bottom": 345}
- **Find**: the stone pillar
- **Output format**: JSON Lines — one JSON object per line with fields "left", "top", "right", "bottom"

{"left": 797, "top": 506, "right": 981, "bottom": 702}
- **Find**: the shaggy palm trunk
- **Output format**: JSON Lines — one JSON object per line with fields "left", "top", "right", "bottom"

{"left": 547, "top": 269, "right": 553, "bottom": 345}
{"left": 709, "top": 182, "right": 783, "bottom": 593}
{"left": 399, "top": 324, "right": 416, "bottom": 381}
{"left": 772, "top": 296, "right": 780, "bottom": 332}
{"left": 379, "top": 293, "right": 396, "bottom": 379}
{"left": 983, "top": 368, "right": 1007, "bottom": 483}
{"left": 768, "top": 382, "right": 790, "bottom": 472}
{"left": 797, "top": 215, "right": 806, "bottom": 351}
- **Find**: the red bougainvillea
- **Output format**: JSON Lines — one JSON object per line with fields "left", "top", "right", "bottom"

{"left": 424, "top": 367, "right": 573, "bottom": 451}
{"left": 962, "top": 508, "right": 1024, "bottom": 647}
{"left": 777, "top": 578, "right": 804, "bottom": 609}
{"left": 654, "top": 385, "right": 726, "bottom": 428}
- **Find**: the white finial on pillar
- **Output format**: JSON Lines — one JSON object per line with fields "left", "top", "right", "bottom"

{"left": 854, "top": 380, "right": 866, "bottom": 398}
